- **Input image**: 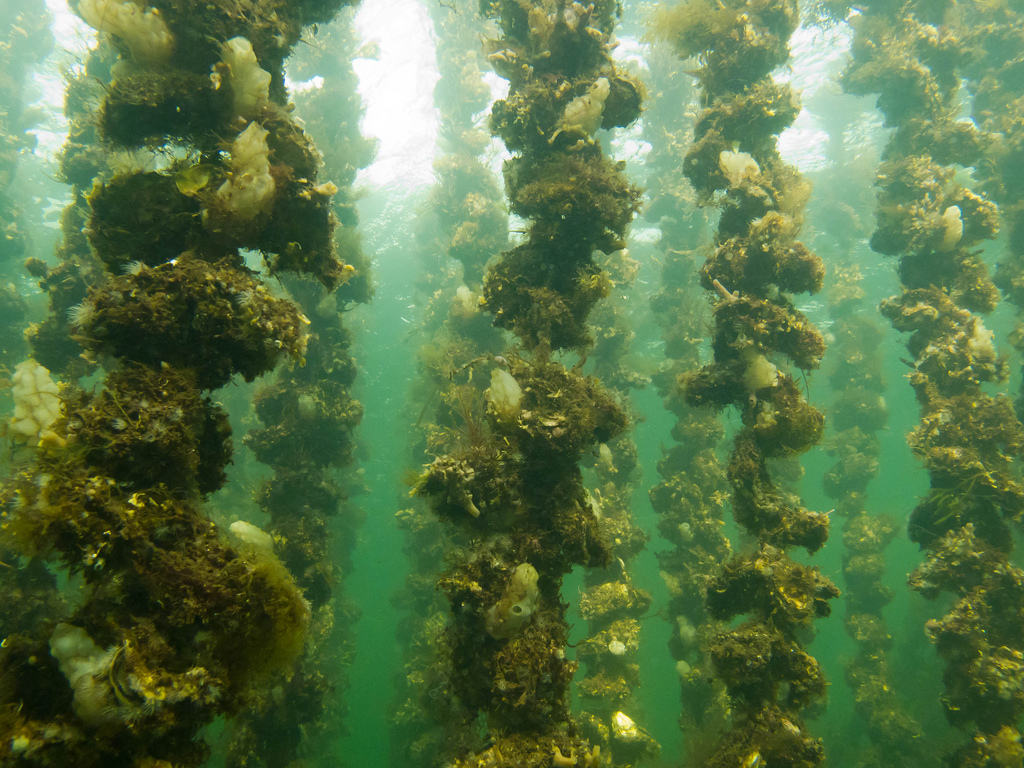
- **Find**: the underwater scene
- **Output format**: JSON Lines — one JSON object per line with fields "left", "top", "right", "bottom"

{"left": 0, "top": 0, "right": 1023, "bottom": 766}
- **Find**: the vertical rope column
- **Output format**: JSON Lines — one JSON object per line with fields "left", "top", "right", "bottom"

{"left": 413, "top": 0, "right": 645, "bottom": 764}
{"left": 641, "top": 43, "right": 732, "bottom": 736}
{"left": 577, "top": 252, "right": 660, "bottom": 766}
{"left": 390, "top": 1, "right": 508, "bottom": 763}
{"left": 651, "top": 0, "right": 838, "bottom": 763}
{"left": 226, "top": 14, "right": 374, "bottom": 765}
{"left": 0, "top": 0, "right": 361, "bottom": 763}
{"left": 844, "top": 1, "right": 1024, "bottom": 764}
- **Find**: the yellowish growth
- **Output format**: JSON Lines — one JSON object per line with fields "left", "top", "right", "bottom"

{"left": 229, "top": 519, "right": 275, "bottom": 556}
{"left": 720, "top": 149, "right": 760, "bottom": 187}
{"left": 486, "top": 368, "right": 523, "bottom": 425}
{"left": 552, "top": 746, "right": 578, "bottom": 767}
{"left": 9, "top": 361, "right": 62, "bottom": 445}
{"left": 742, "top": 348, "right": 779, "bottom": 392}
{"left": 646, "top": 0, "right": 739, "bottom": 58}
{"left": 218, "top": 37, "right": 271, "bottom": 119}
{"left": 977, "top": 727, "right": 1024, "bottom": 767}
{"left": 78, "top": 0, "right": 174, "bottom": 65}
{"left": 215, "top": 122, "right": 276, "bottom": 220}
{"left": 485, "top": 563, "right": 540, "bottom": 638}
{"left": 938, "top": 205, "right": 963, "bottom": 251}
{"left": 558, "top": 77, "right": 611, "bottom": 138}
{"left": 451, "top": 284, "right": 480, "bottom": 320}
{"left": 238, "top": 540, "right": 312, "bottom": 678}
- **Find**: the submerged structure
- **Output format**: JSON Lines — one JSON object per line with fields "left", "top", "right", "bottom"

{"left": 1, "top": 0, "right": 1024, "bottom": 766}
{"left": 0, "top": 0, "right": 366, "bottom": 765}
{"left": 846, "top": 0, "right": 1024, "bottom": 763}
{"left": 653, "top": 0, "right": 838, "bottom": 762}
{"left": 412, "top": 0, "right": 645, "bottom": 763}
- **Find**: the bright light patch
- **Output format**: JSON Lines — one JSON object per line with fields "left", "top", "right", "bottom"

{"left": 287, "top": 75, "right": 325, "bottom": 94}
{"left": 353, "top": 0, "right": 439, "bottom": 190}
{"left": 780, "top": 112, "right": 830, "bottom": 172}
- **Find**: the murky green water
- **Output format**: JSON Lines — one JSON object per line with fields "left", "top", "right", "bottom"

{"left": 2, "top": 0, "right": 1022, "bottom": 766}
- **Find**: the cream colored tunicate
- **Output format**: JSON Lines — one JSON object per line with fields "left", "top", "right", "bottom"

{"left": 229, "top": 520, "right": 275, "bottom": 556}
{"left": 486, "top": 368, "right": 522, "bottom": 425}
{"left": 485, "top": 563, "right": 540, "bottom": 638}
{"left": 215, "top": 122, "right": 276, "bottom": 220}
{"left": 451, "top": 284, "right": 479, "bottom": 320}
{"left": 612, "top": 711, "right": 641, "bottom": 742}
{"left": 938, "top": 205, "right": 963, "bottom": 252}
{"left": 967, "top": 319, "right": 996, "bottom": 360}
{"left": 742, "top": 348, "right": 779, "bottom": 392}
{"left": 720, "top": 150, "right": 760, "bottom": 186}
{"left": 559, "top": 77, "right": 610, "bottom": 137}
{"left": 78, "top": 0, "right": 174, "bottom": 65}
{"left": 218, "top": 37, "right": 271, "bottom": 119}
{"left": 608, "top": 639, "right": 627, "bottom": 656}
{"left": 756, "top": 401, "right": 778, "bottom": 428}
{"left": 677, "top": 615, "right": 698, "bottom": 646}
{"left": 49, "top": 624, "right": 116, "bottom": 725}
{"left": 9, "top": 361, "right": 62, "bottom": 445}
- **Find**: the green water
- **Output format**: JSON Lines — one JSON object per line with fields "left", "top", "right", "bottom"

{"left": 334, "top": 164, "right": 979, "bottom": 764}
{"left": 2, "top": 0, "right": 1022, "bottom": 766}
